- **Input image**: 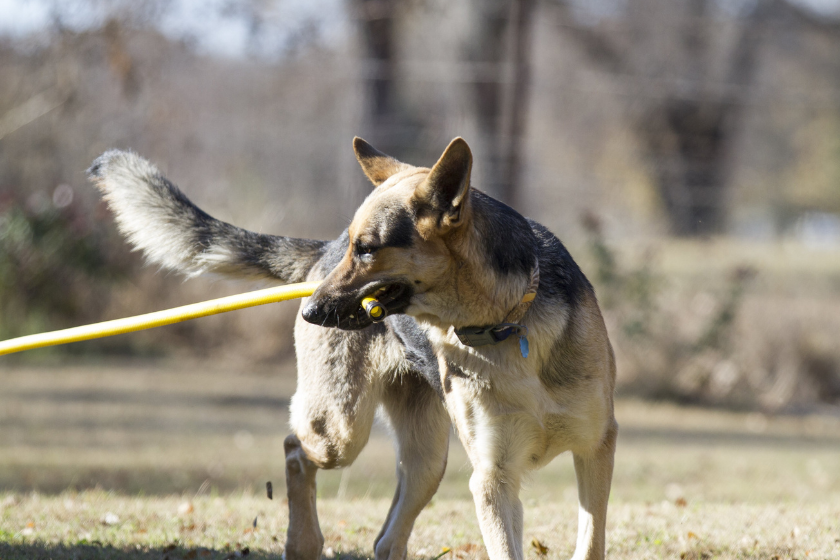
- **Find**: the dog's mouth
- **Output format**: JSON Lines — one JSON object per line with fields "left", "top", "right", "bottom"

{"left": 366, "top": 283, "right": 406, "bottom": 309}
{"left": 302, "top": 281, "right": 413, "bottom": 330}
{"left": 344, "top": 282, "right": 411, "bottom": 329}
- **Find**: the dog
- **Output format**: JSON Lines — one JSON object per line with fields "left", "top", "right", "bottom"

{"left": 89, "top": 137, "right": 617, "bottom": 560}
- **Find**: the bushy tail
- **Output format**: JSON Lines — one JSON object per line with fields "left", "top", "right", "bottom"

{"left": 88, "top": 150, "right": 326, "bottom": 284}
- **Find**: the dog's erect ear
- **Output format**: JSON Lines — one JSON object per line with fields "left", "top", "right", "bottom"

{"left": 353, "top": 137, "right": 411, "bottom": 187}
{"left": 412, "top": 137, "right": 472, "bottom": 234}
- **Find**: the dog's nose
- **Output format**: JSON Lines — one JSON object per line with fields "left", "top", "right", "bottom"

{"left": 301, "top": 301, "right": 324, "bottom": 325}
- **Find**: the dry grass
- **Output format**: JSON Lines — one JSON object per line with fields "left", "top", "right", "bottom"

{"left": 1, "top": 495, "right": 839, "bottom": 559}
{"left": 1, "top": 362, "right": 839, "bottom": 559}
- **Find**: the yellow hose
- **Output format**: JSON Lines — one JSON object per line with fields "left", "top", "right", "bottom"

{"left": 0, "top": 281, "right": 322, "bottom": 356}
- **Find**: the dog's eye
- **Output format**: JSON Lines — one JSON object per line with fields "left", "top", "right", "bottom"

{"left": 355, "top": 242, "right": 379, "bottom": 260}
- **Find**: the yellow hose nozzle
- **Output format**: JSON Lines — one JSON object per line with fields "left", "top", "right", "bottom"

{"left": 361, "top": 297, "right": 386, "bottom": 322}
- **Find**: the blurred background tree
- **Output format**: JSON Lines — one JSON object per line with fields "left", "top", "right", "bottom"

{"left": 551, "top": 0, "right": 840, "bottom": 236}
{"left": 1, "top": 0, "right": 839, "bottom": 410}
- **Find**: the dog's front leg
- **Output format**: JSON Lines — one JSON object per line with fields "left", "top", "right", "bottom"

{"left": 469, "top": 462, "right": 525, "bottom": 560}
{"left": 284, "top": 323, "right": 381, "bottom": 560}
{"left": 571, "top": 420, "right": 618, "bottom": 560}
{"left": 446, "top": 379, "right": 530, "bottom": 560}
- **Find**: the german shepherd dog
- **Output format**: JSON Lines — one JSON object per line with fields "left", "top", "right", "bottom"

{"left": 89, "top": 137, "right": 617, "bottom": 560}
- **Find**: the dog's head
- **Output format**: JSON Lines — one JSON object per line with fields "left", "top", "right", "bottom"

{"left": 301, "top": 137, "right": 473, "bottom": 329}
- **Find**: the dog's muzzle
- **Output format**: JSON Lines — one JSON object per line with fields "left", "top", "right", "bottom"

{"left": 301, "top": 283, "right": 411, "bottom": 330}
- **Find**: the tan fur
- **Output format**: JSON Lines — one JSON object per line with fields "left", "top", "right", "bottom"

{"left": 90, "top": 139, "right": 616, "bottom": 560}
{"left": 354, "top": 136, "right": 415, "bottom": 186}
{"left": 91, "top": 140, "right": 616, "bottom": 560}
{"left": 291, "top": 138, "right": 618, "bottom": 560}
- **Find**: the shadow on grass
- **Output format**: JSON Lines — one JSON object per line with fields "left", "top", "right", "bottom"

{"left": 0, "top": 542, "right": 375, "bottom": 560}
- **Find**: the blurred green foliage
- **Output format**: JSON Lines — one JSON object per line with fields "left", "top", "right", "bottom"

{"left": 583, "top": 212, "right": 660, "bottom": 340}
{"left": 582, "top": 212, "right": 761, "bottom": 405}
{"left": 583, "top": 211, "right": 754, "bottom": 354}
{"left": 0, "top": 192, "right": 129, "bottom": 348}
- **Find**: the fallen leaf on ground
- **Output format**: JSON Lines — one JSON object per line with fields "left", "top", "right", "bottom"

{"left": 455, "top": 543, "right": 480, "bottom": 556}
{"left": 530, "top": 538, "right": 549, "bottom": 555}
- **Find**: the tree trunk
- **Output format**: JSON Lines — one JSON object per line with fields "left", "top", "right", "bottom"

{"left": 639, "top": 1, "right": 768, "bottom": 235}
{"left": 355, "top": 0, "right": 397, "bottom": 151}
{"left": 464, "top": 0, "right": 510, "bottom": 200}
{"left": 640, "top": 98, "right": 732, "bottom": 235}
{"left": 502, "top": 0, "right": 536, "bottom": 209}
{"left": 464, "top": 0, "right": 535, "bottom": 207}
{"left": 549, "top": 0, "right": 777, "bottom": 236}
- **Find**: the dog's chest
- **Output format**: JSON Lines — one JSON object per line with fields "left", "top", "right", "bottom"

{"left": 429, "top": 326, "right": 604, "bottom": 468}
{"left": 432, "top": 329, "right": 532, "bottom": 394}
{"left": 427, "top": 329, "right": 552, "bottom": 453}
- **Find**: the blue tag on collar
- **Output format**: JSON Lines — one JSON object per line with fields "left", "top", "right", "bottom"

{"left": 519, "top": 335, "right": 529, "bottom": 358}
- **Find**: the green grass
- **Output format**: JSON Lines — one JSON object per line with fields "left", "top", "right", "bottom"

{"left": 1, "top": 362, "right": 839, "bottom": 558}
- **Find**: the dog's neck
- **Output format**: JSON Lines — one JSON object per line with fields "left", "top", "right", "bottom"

{"left": 434, "top": 191, "right": 538, "bottom": 329}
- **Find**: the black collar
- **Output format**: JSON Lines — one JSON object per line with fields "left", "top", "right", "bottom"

{"left": 454, "top": 261, "right": 540, "bottom": 349}
{"left": 454, "top": 322, "right": 527, "bottom": 347}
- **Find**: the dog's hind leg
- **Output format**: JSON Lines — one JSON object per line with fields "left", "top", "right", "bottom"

{"left": 374, "top": 372, "right": 449, "bottom": 560}
{"left": 570, "top": 420, "right": 618, "bottom": 560}
{"left": 284, "top": 324, "right": 383, "bottom": 560}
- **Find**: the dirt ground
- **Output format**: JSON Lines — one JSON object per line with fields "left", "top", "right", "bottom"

{"left": 1, "top": 361, "right": 839, "bottom": 559}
